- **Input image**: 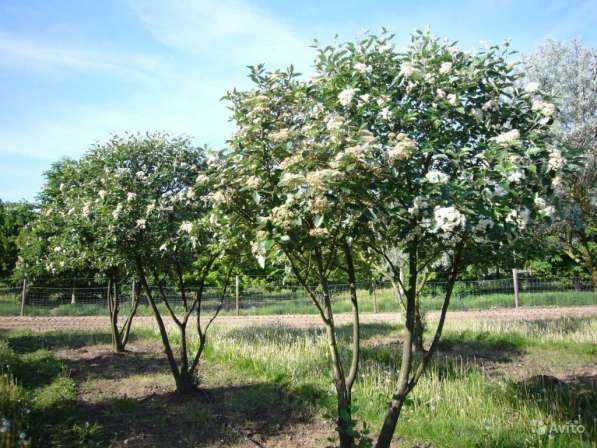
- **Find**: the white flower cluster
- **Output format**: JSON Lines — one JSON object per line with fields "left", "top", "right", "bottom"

{"left": 532, "top": 100, "right": 555, "bottom": 117}
{"left": 279, "top": 172, "right": 306, "bottom": 189}
{"left": 400, "top": 61, "right": 417, "bottom": 78}
{"left": 494, "top": 129, "right": 520, "bottom": 146}
{"left": 354, "top": 62, "right": 372, "bottom": 74}
{"left": 388, "top": 133, "right": 417, "bottom": 162}
{"left": 505, "top": 207, "right": 531, "bottom": 230}
{"left": 434, "top": 206, "right": 466, "bottom": 233}
{"left": 271, "top": 128, "right": 290, "bottom": 142}
{"left": 180, "top": 221, "right": 193, "bottom": 233}
{"left": 439, "top": 62, "right": 452, "bottom": 74}
{"left": 547, "top": 148, "right": 566, "bottom": 171}
{"left": 425, "top": 170, "right": 449, "bottom": 185}
{"left": 338, "top": 87, "right": 358, "bottom": 106}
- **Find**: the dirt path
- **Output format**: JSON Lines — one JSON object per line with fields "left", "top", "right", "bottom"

{"left": 1, "top": 305, "right": 596, "bottom": 332}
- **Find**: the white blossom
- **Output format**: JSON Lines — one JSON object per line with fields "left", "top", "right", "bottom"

{"left": 525, "top": 82, "right": 540, "bottom": 93}
{"left": 439, "top": 62, "right": 452, "bottom": 74}
{"left": 532, "top": 100, "right": 556, "bottom": 117}
{"left": 447, "top": 93, "right": 458, "bottom": 106}
{"left": 425, "top": 170, "right": 449, "bottom": 184}
{"left": 309, "top": 228, "right": 329, "bottom": 237}
{"left": 408, "top": 196, "right": 427, "bottom": 215}
{"left": 136, "top": 218, "right": 147, "bottom": 229}
{"left": 180, "top": 221, "right": 193, "bottom": 233}
{"left": 127, "top": 192, "right": 136, "bottom": 202}
{"left": 81, "top": 202, "right": 91, "bottom": 217}
{"left": 246, "top": 175, "right": 261, "bottom": 189}
{"left": 338, "top": 87, "right": 358, "bottom": 106}
{"left": 436, "top": 89, "right": 446, "bottom": 100}
{"left": 507, "top": 169, "right": 525, "bottom": 183}
{"left": 474, "top": 218, "right": 494, "bottom": 233}
{"left": 434, "top": 206, "right": 466, "bottom": 232}
{"left": 354, "top": 62, "right": 372, "bottom": 74}
{"left": 98, "top": 190, "right": 107, "bottom": 199}
{"left": 547, "top": 148, "right": 566, "bottom": 171}
{"left": 59, "top": 183, "right": 66, "bottom": 192}
{"left": 380, "top": 107, "right": 391, "bottom": 120}
{"left": 400, "top": 62, "right": 417, "bottom": 77}
{"left": 279, "top": 173, "right": 306, "bottom": 189}
{"left": 325, "top": 114, "right": 344, "bottom": 131}
{"left": 112, "top": 203, "right": 123, "bottom": 220}
{"left": 505, "top": 208, "right": 531, "bottom": 230}
{"left": 388, "top": 133, "right": 417, "bottom": 161}
{"left": 494, "top": 129, "right": 520, "bottom": 146}
{"left": 271, "top": 128, "right": 290, "bottom": 142}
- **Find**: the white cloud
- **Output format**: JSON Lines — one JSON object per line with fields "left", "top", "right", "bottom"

{"left": 0, "top": 31, "right": 169, "bottom": 82}
{"left": 130, "top": 0, "right": 313, "bottom": 69}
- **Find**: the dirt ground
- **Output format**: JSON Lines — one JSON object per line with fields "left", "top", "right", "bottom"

{"left": 55, "top": 341, "right": 334, "bottom": 448}
{"left": 1, "top": 305, "right": 596, "bottom": 332}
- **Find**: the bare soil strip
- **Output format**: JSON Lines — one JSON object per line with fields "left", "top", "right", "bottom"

{"left": 1, "top": 305, "right": 596, "bottom": 332}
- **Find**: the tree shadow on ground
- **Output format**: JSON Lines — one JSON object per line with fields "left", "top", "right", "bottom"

{"left": 4, "top": 330, "right": 149, "bottom": 354}
{"left": 60, "top": 344, "right": 170, "bottom": 382}
{"left": 506, "top": 374, "right": 597, "bottom": 443}
{"left": 75, "top": 380, "right": 320, "bottom": 447}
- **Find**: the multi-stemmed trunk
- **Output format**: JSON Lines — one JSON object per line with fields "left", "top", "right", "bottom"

{"left": 374, "top": 245, "right": 462, "bottom": 448}
{"left": 135, "top": 257, "right": 224, "bottom": 394}
{"left": 283, "top": 241, "right": 361, "bottom": 448}
{"left": 107, "top": 275, "right": 139, "bottom": 353}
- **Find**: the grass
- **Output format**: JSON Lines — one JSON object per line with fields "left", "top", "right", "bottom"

{"left": 0, "top": 317, "right": 595, "bottom": 446}
{"left": 201, "top": 317, "right": 597, "bottom": 447}
{"left": 1, "top": 288, "right": 595, "bottom": 317}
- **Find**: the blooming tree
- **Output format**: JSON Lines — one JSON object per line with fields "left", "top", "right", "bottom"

{"left": 17, "top": 159, "right": 138, "bottom": 352}
{"left": 221, "top": 30, "right": 556, "bottom": 447}
{"left": 31, "top": 134, "right": 230, "bottom": 391}
{"left": 221, "top": 66, "right": 369, "bottom": 446}
{"left": 524, "top": 40, "right": 596, "bottom": 289}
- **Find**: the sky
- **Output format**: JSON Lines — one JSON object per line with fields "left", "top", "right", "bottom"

{"left": 1, "top": 0, "right": 596, "bottom": 202}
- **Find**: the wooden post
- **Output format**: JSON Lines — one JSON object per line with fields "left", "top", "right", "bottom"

{"left": 372, "top": 280, "right": 379, "bottom": 314}
{"left": 512, "top": 269, "right": 520, "bottom": 308}
{"left": 71, "top": 285, "right": 76, "bottom": 304}
{"left": 235, "top": 275, "right": 240, "bottom": 316}
{"left": 20, "top": 279, "right": 27, "bottom": 316}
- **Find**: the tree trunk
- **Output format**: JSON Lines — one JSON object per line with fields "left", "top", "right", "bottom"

{"left": 413, "top": 304, "right": 425, "bottom": 353}
{"left": 375, "top": 249, "right": 418, "bottom": 448}
{"left": 108, "top": 277, "right": 125, "bottom": 353}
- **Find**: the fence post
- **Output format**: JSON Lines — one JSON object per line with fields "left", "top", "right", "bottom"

{"left": 71, "top": 285, "right": 76, "bottom": 304}
{"left": 20, "top": 279, "right": 27, "bottom": 316}
{"left": 512, "top": 269, "right": 520, "bottom": 308}
{"left": 372, "top": 280, "right": 379, "bottom": 314}
{"left": 235, "top": 275, "right": 240, "bottom": 316}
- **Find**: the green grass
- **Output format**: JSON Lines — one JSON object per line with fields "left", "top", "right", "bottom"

{"left": 2, "top": 288, "right": 595, "bottom": 316}
{"left": 0, "top": 315, "right": 595, "bottom": 446}
{"left": 200, "top": 317, "right": 597, "bottom": 447}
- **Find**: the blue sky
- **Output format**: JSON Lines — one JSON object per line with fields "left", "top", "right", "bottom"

{"left": 1, "top": 0, "right": 596, "bottom": 202}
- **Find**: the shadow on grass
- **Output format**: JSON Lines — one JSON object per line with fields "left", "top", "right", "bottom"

{"left": 3, "top": 329, "right": 153, "bottom": 354}
{"left": 71, "top": 380, "right": 319, "bottom": 447}
{"left": 507, "top": 374, "right": 597, "bottom": 443}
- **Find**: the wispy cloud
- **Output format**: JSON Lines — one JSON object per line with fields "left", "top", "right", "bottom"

{"left": 130, "top": 0, "right": 314, "bottom": 70}
{"left": 0, "top": 31, "right": 169, "bottom": 82}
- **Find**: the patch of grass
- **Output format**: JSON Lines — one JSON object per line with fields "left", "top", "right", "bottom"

{"left": 200, "top": 319, "right": 597, "bottom": 447}
{"left": 0, "top": 333, "right": 105, "bottom": 447}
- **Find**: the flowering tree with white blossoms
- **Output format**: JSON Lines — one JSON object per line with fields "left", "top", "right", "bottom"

{"left": 221, "top": 65, "right": 371, "bottom": 447}
{"left": 47, "top": 133, "right": 230, "bottom": 392}
{"left": 221, "top": 30, "right": 556, "bottom": 447}
{"left": 17, "top": 158, "right": 139, "bottom": 353}
{"left": 524, "top": 40, "right": 596, "bottom": 289}
{"left": 314, "top": 31, "right": 557, "bottom": 447}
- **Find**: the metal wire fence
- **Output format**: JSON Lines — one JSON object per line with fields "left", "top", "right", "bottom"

{"left": 0, "top": 276, "right": 594, "bottom": 317}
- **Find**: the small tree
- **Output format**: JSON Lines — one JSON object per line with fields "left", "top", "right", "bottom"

{"left": 17, "top": 159, "right": 138, "bottom": 352}
{"left": 524, "top": 40, "right": 596, "bottom": 289}
{"left": 72, "top": 133, "right": 230, "bottom": 393}
{"left": 221, "top": 66, "right": 368, "bottom": 445}
{"left": 222, "top": 30, "right": 556, "bottom": 447}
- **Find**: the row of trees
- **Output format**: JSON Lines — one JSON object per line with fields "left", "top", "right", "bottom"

{"left": 5, "top": 32, "right": 595, "bottom": 447}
